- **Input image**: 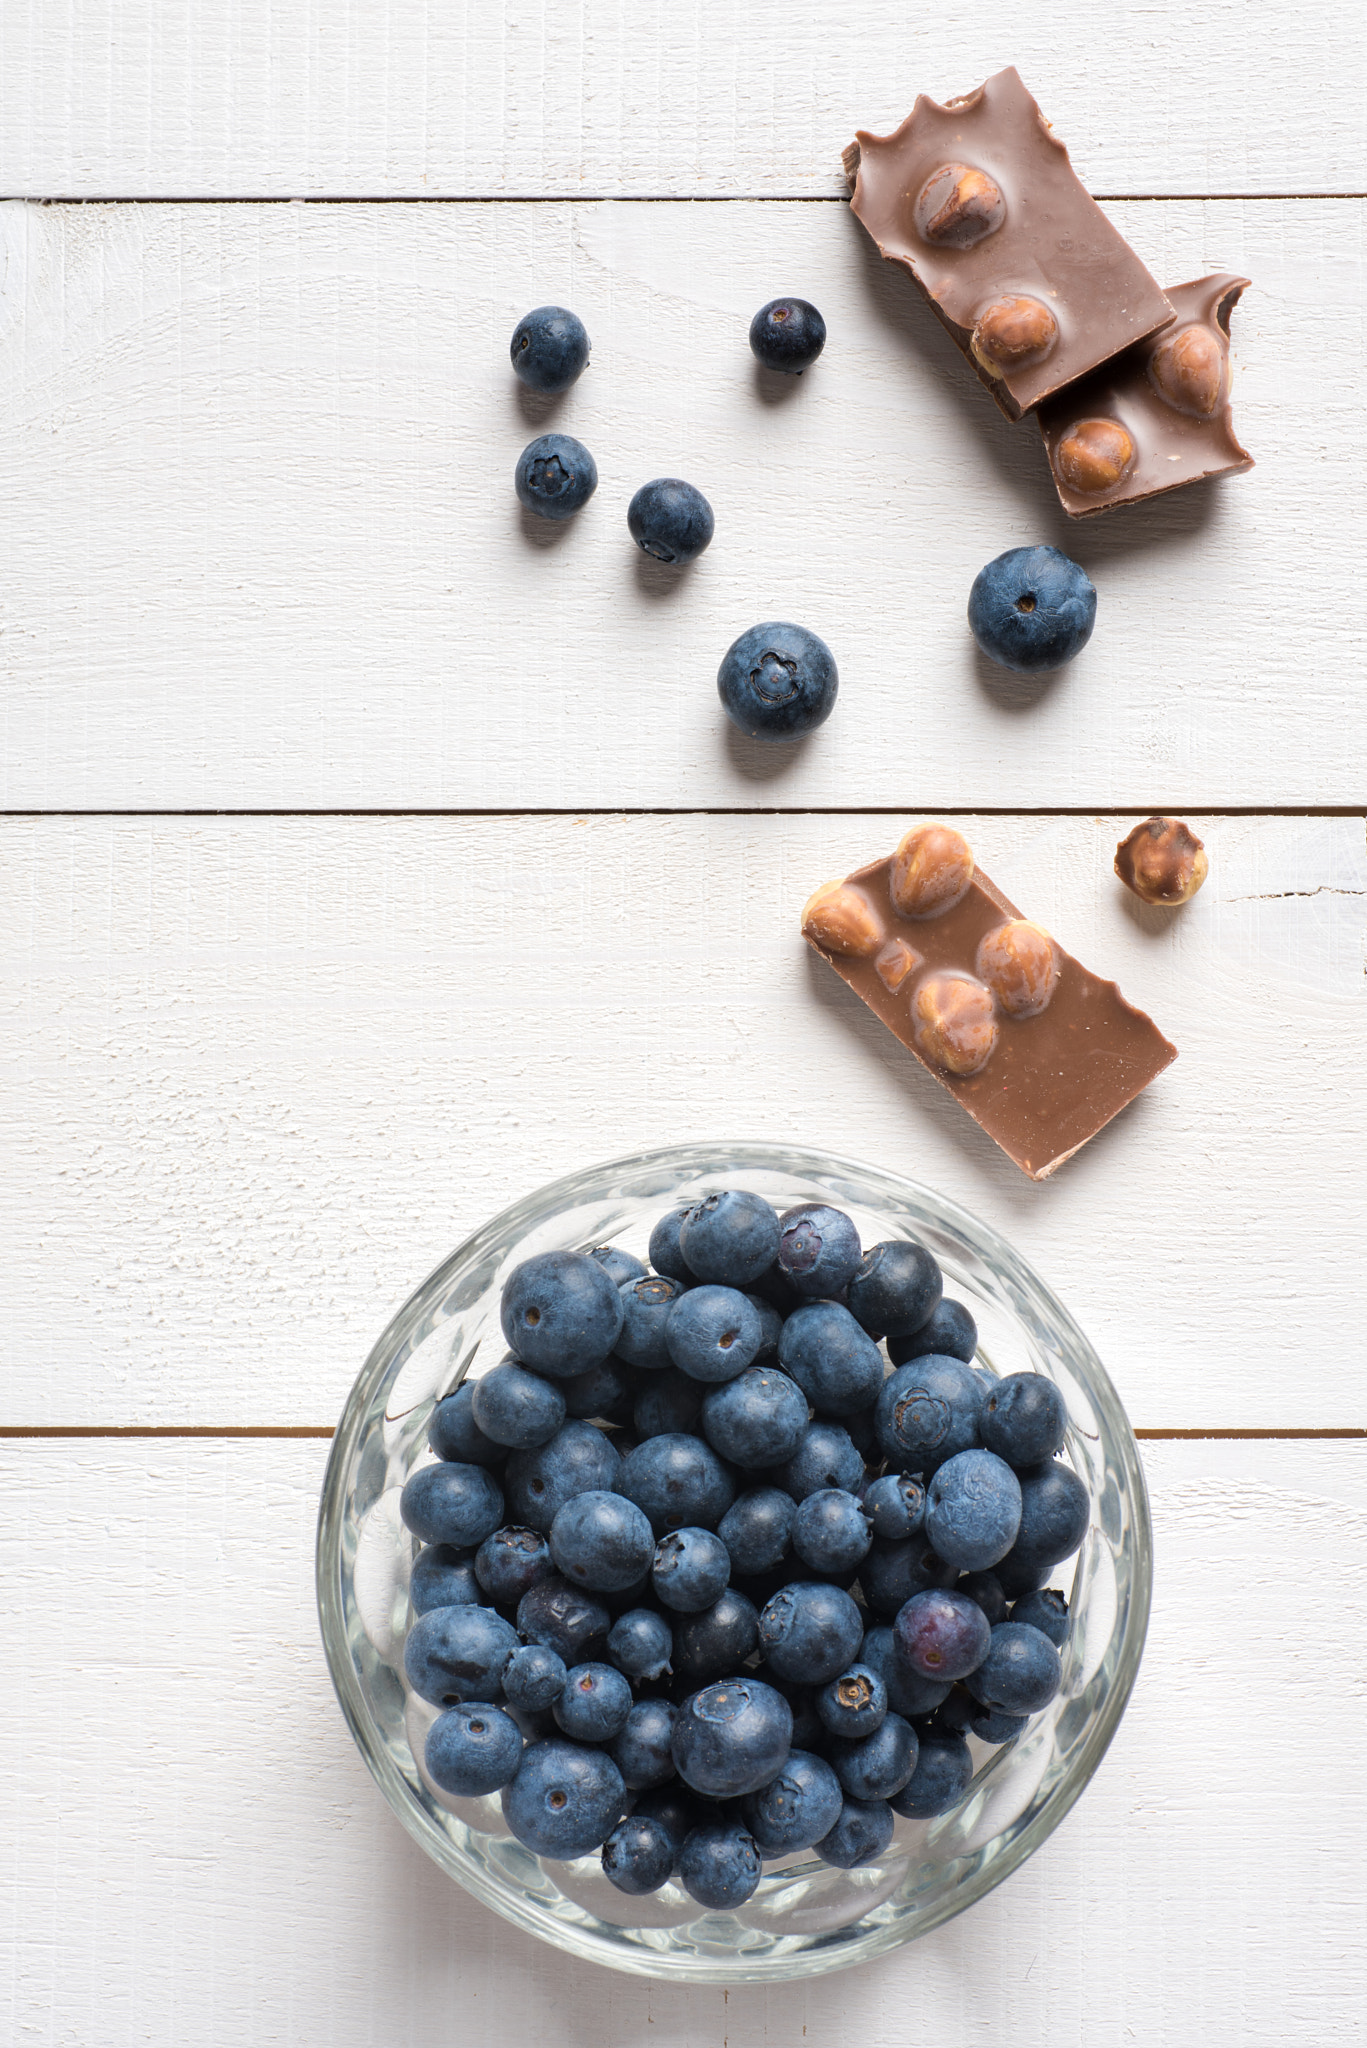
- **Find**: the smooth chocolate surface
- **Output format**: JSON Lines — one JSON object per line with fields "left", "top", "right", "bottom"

{"left": 1038, "top": 275, "right": 1253, "bottom": 516}
{"left": 845, "top": 69, "right": 1175, "bottom": 420}
{"left": 804, "top": 846, "right": 1177, "bottom": 1180}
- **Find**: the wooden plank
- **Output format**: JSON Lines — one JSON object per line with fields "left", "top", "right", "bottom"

{"left": 2, "top": 1436, "right": 1363, "bottom": 2038}
{"left": 3, "top": 813, "right": 1362, "bottom": 1430}
{"left": 0, "top": 5, "right": 1363, "bottom": 198}
{"left": 0, "top": 196, "right": 1360, "bottom": 813}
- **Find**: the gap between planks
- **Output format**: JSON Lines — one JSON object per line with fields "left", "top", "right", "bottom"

{"left": 5, "top": 807, "right": 1366, "bottom": 822}
{"left": 2, "top": 1426, "right": 1363, "bottom": 1442}
{"left": 12, "top": 193, "right": 1367, "bottom": 207}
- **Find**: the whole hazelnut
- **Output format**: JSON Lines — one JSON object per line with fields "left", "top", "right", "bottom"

{"left": 801, "top": 880, "right": 884, "bottom": 956}
{"left": 889, "top": 824, "right": 975, "bottom": 920}
{"left": 1114, "top": 817, "right": 1209, "bottom": 906}
{"left": 970, "top": 295, "right": 1058, "bottom": 376}
{"left": 1148, "top": 323, "right": 1224, "bottom": 417}
{"left": 914, "top": 163, "right": 1006, "bottom": 249}
{"left": 976, "top": 920, "right": 1060, "bottom": 1018}
{"left": 911, "top": 974, "right": 999, "bottom": 1077}
{"left": 875, "top": 937, "right": 921, "bottom": 992}
{"left": 1055, "top": 417, "right": 1135, "bottom": 495}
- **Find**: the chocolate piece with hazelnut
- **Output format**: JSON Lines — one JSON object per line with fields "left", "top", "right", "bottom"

{"left": 801, "top": 881, "right": 884, "bottom": 956}
{"left": 1114, "top": 818, "right": 1209, "bottom": 906}
{"left": 889, "top": 824, "right": 975, "bottom": 920}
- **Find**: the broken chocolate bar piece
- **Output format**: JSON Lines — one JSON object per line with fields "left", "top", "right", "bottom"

{"left": 844, "top": 68, "right": 1175, "bottom": 421}
{"left": 802, "top": 826, "right": 1176, "bottom": 1180}
{"left": 1038, "top": 275, "right": 1253, "bottom": 515}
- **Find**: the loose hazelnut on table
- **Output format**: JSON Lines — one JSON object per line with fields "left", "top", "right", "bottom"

{"left": 913, "top": 163, "right": 1006, "bottom": 249}
{"left": 976, "top": 920, "right": 1060, "bottom": 1018}
{"left": 911, "top": 973, "right": 999, "bottom": 1077}
{"left": 1114, "top": 817, "right": 1209, "bottom": 906}
{"left": 889, "top": 824, "right": 975, "bottom": 920}
{"left": 801, "top": 881, "right": 883, "bottom": 956}
{"left": 1055, "top": 417, "right": 1135, "bottom": 495}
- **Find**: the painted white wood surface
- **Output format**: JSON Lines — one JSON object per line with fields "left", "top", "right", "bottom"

{"left": 1, "top": 197, "right": 1363, "bottom": 812}
{"left": 1, "top": 3, "right": 1363, "bottom": 199}
{"left": 2, "top": 1436, "right": 1362, "bottom": 2043}
{"left": 5, "top": 812, "right": 1363, "bottom": 1431}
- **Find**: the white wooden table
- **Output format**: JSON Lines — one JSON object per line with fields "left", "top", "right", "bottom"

{"left": 3, "top": 8, "right": 1365, "bottom": 2041}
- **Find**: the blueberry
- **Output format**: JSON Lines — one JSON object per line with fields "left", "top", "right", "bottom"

{"left": 979, "top": 1373, "right": 1069, "bottom": 1467}
{"left": 875, "top": 1355, "right": 983, "bottom": 1475}
{"left": 607, "top": 1606, "right": 674, "bottom": 1682}
{"left": 889, "top": 1729, "right": 973, "bottom": 1818}
{"left": 749, "top": 296, "right": 826, "bottom": 374}
{"left": 701, "top": 1366, "right": 809, "bottom": 1468}
{"left": 425, "top": 1702, "right": 524, "bottom": 1797}
{"left": 632, "top": 1783, "right": 704, "bottom": 1858}
{"left": 633, "top": 1368, "right": 705, "bottom": 1439}
{"left": 717, "top": 621, "right": 838, "bottom": 743}
{"left": 619, "top": 1433, "right": 736, "bottom": 1533}
{"left": 501, "top": 1250, "right": 624, "bottom": 1378}
{"left": 601, "top": 1813, "right": 678, "bottom": 1896}
{"left": 894, "top": 1587, "right": 993, "bottom": 1684}
{"left": 860, "top": 1623, "right": 952, "bottom": 1720}
{"left": 610, "top": 1697, "right": 679, "bottom": 1791}
{"left": 627, "top": 477, "right": 715, "bottom": 566}
{"left": 647, "top": 1209, "right": 694, "bottom": 1285}
{"left": 744, "top": 1292, "right": 784, "bottom": 1360}
{"left": 470, "top": 1358, "right": 567, "bottom": 1449}
{"left": 653, "top": 1527, "right": 732, "bottom": 1613}
{"left": 429, "top": 1382, "right": 506, "bottom": 1467}
{"left": 509, "top": 305, "right": 590, "bottom": 394}
{"left": 678, "top": 1818, "right": 762, "bottom": 1909}
{"left": 845, "top": 1239, "right": 943, "bottom": 1338}
{"left": 503, "top": 1642, "right": 568, "bottom": 1712}
{"left": 777, "top": 1301, "right": 883, "bottom": 1417}
{"left": 672, "top": 1589, "right": 760, "bottom": 1685}
{"left": 404, "top": 1603, "right": 520, "bottom": 1706}
{"left": 925, "top": 1448, "right": 1022, "bottom": 1571}
{"left": 548, "top": 1488, "right": 655, "bottom": 1593}
{"left": 410, "top": 1544, "right": 482, "bottom": 1616}
{"left": 616, "top": 1274, "right": 688, "bottom": 1369}
{"left": 767, "top": 1676, "right": 824, "bottom": 1751}
{"left": 957, "top": 1570, "right": 1009, "bottom": 1627}
{"left": 400, "top": 1462, "right": 505, "bottom": 1549}
{"left": 1006, "top": 1459, "right": 1091, "bottom": 1568}
{"left": 775, "top": 1203, "right": 862, "bottom": 1300}
{"left": 968, "top": 544, "right": 1097, "bottom": 674}
{"left": 504, "top": 1419, "right": 621, "bottom": 1533}
{"left": 748, "top": 1261, "right": 804, "bottom": 1317}
{"left": 1010, "top": 1588, "right": 1071, "bottom": 1648}
{"left": 718, "top": 1487, "right": 795, "bottom": 1576}
{"left": 859, "top": 1533, "right": 956, "bottom": 1615}
{"left": 675, "top": 1190, "right": 779, "bottom": 1288}
{"left": 827, "top": 1711, "right": 917, "bottom": 1802}
{"left": 862, "top": 1473, "right": 927, "bottom": 1542}
{"left": 665, "top": 1285, "right": 763, "bottom": 1382}
{"left": 758, "top": 1581, "right": 863, "bottom": 1685}
{"left": 474, "top": 1524, "right": 555, "bottom": 1606}
{"left": 672, "top": 1676, "right": 793, "bottom": 1798}
{"left": 779, "top": 1420, "right": 863, "bottom": 1501}
{"left": 742, "top": 1749, "right": 843, "bottom": 1856}
{"left": 965, "top": 1622, "right": 1062, "bottom": 1715}
{"left": 515, "top": 1575, "right": 611, "bottom": 1664}
{"left": 589, "top": 1243, "right": 647, "bottom": 1288}
{"left": 514, "top": 432, "right": 598, "bottom": 522}
{"left": 791, "top": 1488, "right": 872, "bottom": 1573}
{"left": 994, "top": 1550, "right": 1054, "bottom": 1601}
{"left": 887, "top": 1298, "right": 978, "bottom": 1367}
{"left": 559, "top": 1357, "right": 639, "bottom": 1426}
{"left": 501, "top": 1738, "right": 626, "bottom": 1861}
{"left": 815, "top": 1663, "right": 888, "bottom": 1742}
{"left": 814, "top": 1797, "right": 894, "bottom": 1869}
{"left": 553, "top": 1660, "right": 634, "bottom": 1742}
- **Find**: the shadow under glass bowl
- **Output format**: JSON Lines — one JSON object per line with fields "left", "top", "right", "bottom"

{"left": 317, "top": 1142, "right": 1151, "bottom": 1983}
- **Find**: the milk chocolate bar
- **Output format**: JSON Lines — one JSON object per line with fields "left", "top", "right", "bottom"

{"left": 843, "top": 69, "right": 1175, "bottom": 421}
{"left": 1038, "top": 275, "right": 1253, "bottom": 515}
{"left": 802, "top": 825, "right": 1176, "bottom": 1180}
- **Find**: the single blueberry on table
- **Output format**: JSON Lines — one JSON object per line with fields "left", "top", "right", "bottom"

{"left": 814, "top": 1796, "right": 895, "bottom": 1869}
{"left": 509, "top": 305, "right": 590, "bottom": 394}
{"left": 777, "top": 1300, "right": 883, "bottom": 1418}
{"left": 616, "top": 1274, "right": 688, "bottom": 1370}
{"left": 815, "top": 1663, "right": 888, "bottom": 1742}
{"left": 588, "top": 1243, "right": 647, "bottom": 1288}
{"left": 619, "top": 1433, "right": 736, "bottom": 1534}
{"left": 470, "top": 1357, "right": 567, "bottom": 1449}
{"left": 1006, "top": 1459, "right": 1091, "bottom": 1568}
{"left": 775, "top": 1203, "right": 862, "bottom": 1300}
{"left": 889, "top": 1728, "right": 973, "bottom": 1818}
{"left": 606, "top": 1606, "right": 674, "bottom": 1682}
{"left": 425, "top": 1702, "right": 524, "bottom": 1797}
{"left": 501, "top": 1251, "right": 624, "bottom": 1378}
{"left": 845, "top": 1238, "right": 943, "bottom": 1338}
{"left": 647, "top": 1208, "right": 694, "bottom": 1285}
{"left": 749, "top": 296, "right": 827, "bottom": 374}
{"left": 827, "top": 1711, "right": 918, "bottom": 1803}
{"left": 894, "top": 1587, "right": 993, "bottom": 1684}
{"left": 965, "top": 1621, "right": 1062, "bottom": 1715}
{"left": 652, "top": 1526, "right": 732, "bottom": 1612}
{"left": 601, "top": 1813, "right": 678, "bottom": 1896}
{"left": 859, "top": 1533, "right": 956, "bottom": 1615}
{"left": 968, "top": 544, "right": 1097, "bottom": 674}
{"left": 678, "top": 1189, "right": 781, "bottom": 1287}
{"left": 610, "top": 1697, "right": 679, "bottom": 1790}
{"left": 504, "top": 1418, "right": 621, "bottom": 1534}
{"left": 429, "top": 1381, "right": 506, "bottom": 1467}
{"left": 627, "top": 477, "right": 715, "bottom": 566}
{"left": 860, "top": 1623, "right": 952, "bottom": 1720}
{"left": 474, "top": 1524, "right": 555, "bottom": 1606}
{"left": 410, "top": 1543, "right": 481, "bottom": 1616}
{"left": 779, "top": 1420, "right": 864, "bottom": 1502}
{"left": 875, "top": 1354, "right": 984, "bottom": 1475}
{"left": 404, "top": 1603, "right": 520, "bottom": 1706}
{"left": 554, "top": 1660, "right": 634, "bottom": 1742}
{"left": 791, "top": 1488, "right": 872, "bottom": 1573}
{"left": 515, "top": 432, "right": 598, "bottom": 521}
{"left": 924, "top": 1448, "right": 1023, "bottom": 1571}
{"left": 701, "top": 1365, "right": 809, "bottom": 1469}
{"left": 759, "top": 1580, "right": 864, "bottom": 1685}
{"left": 742, "top": 1749, "right": 843, "bottom": 1856}
{"left": 979, "top": 1372, "right": 1069, "bottom": 1467}
{"left": 1010, "top": 1587, "right": 1071, "bottom": 1648}
{"left": 558, "top": 1356, "right": 638, "bottom": 1426}
{"left": 515, "top": 1575, "right": 611, "bottom": 1664}
{"left": 501, "top": 1738, "right": 626, "bottom": 1860}
{"left": 400, "top": 1461, "right": 505, "bottom": 1549}
{"left": 665, "top": 1284, "right": 763, "bottom": 1383}
{"left": 549, "top": 1488, "right": 655, "bottom": 1592}
{"left": 679, "top": 1818, "right": 763, "bottom": 1910}
{"left": 863, "top": 1473, "right": 927, "bottom": 1543}
{"left": 888, "top": 1297, "right": 979, "bottom": 1367}
{"left": 672, "top": 1676, "right": 793, "bottom": 1797}
{"left": 633, "top": 1368, "right": 705, "bottom": 1440}
{"left": 672, "top": 1588, "right": 760, "bottom": 1685}
{"left": 503, "top": 1641, "right": 568, "bottom": 1712}
{"left": 718, "top": 1487, "right": 795, "bottom": 1576}
{"left": 717, "top": 620, "right": 838, "bottom": 743}
{"left": 957, "top": 1570, "right": 1009, "bottom": 1627}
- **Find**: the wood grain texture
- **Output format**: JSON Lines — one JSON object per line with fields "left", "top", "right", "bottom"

{"left": 0, "top": 197, "right": 1363, "bottom": 812}
{"left": 0, "top": 3, "right": 1363, "bottom": 198}
{"left": 2, "top": 1436, "right": 1362, "bottom": 2042}
{"left": 4, "top": 813, "right": 1362, "bottom": 1430}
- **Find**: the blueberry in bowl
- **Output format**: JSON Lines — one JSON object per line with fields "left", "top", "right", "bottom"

{"left": 717, "top": 622, "right": 838, "bottom": 743}
{"left": 968, "top": 545, "right": 1096, "bottom": 673}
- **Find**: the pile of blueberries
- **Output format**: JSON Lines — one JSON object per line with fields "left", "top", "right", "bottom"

{"left": 400, "top": 1189, "right": 1087, "bottom": 1913}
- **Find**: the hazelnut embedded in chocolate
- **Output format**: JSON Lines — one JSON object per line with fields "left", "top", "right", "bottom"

{"left": 1114, "top": 817, "right": 1209, "bottom": 906}
{"left": 913, "top": 163, "right": 1006, "bottom": 249}
{"left": 875, "top": 938, "right": 921, "bottom": 992}
{"left": 976, "top": 920, "right": 1061, "bottom": 1018}
{"left": 911, "top": 973, "right": 999, "bottom": 1077}
{"left": 970, "top": 295, "right": 1058, "bottom": 376}
{"left": 801, "top": 880, "right": 884, "bottom": 956}
{"left": 889, "top": 824, "right": 975, "bottom": 920}
{"left": 1055, "top": 417, "right": 1136, "bottom": 494}
{"left": 1148, "top": 323, "right": 1224, "bottom": 418}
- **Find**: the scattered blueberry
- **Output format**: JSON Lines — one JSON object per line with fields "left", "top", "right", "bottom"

{"left": 862, "top": 1473, "right": 927, "bottom": 1542}
{"left": 503, "top": 1642, "right": 568, "bottom": 1712}
{"left": 627, "top": 478, "right": 715, "bottom": 566}
{"left": 791, "top": 1488, "right": 872, "bottom": 1573}
{"left": 778, "top": 1300, "right": 883, "bottom": 1418}
{"left": 717, "top": 621, "right": 838, "bottom": 743}
{"left": 619, "top": 1433, "right": 736, "bottom": 1534}
{"left": 515, "top": 1575, "right": 610, "bottom": 1664}
{"left": 501, "top": 1738, "right": 626, "bottom": 1860}
{"left": 429, "top": 1381, "right": 506, "bottom": 1467}
{"left": 404, "top": 1603, "right": 520, "bottom": 1706}
{"left": 749, "top": 296, "right": 827, "bottom": 375}
{"left": 924, "top": 1448, "right": 1023, "bottom": 1571}
{"left": 814, "top": 1796, "right": 894, "bottom": 1869}
{"left": 672, "top": 1588, "right": 760, "bottom": 1685}
{"left": 672, "top": 1677, "right": 793, "bottom": 1798}
{"left": 616, "top": 1274, "right": 688, "bottom": 1370}
{"left": 779, "top": 1420, "right": 864, "bottom": 1502}
{"left": 968, "top": 545, "right": 1097, "bottom": 674}
{"left": 679, "top": 1189, "right": 781, "bottom": 1287}
{"left": 549, "top": 1488, "right": 656, "bottom": 1593}
{"left": 509, "top": 305, "right": 590, "bottom": 394}
{"left": 965, "top": 1621, "right": 1062, "bottom": 1715}
{"left": 718, "top": 1487, "right": 795, "bottom": 1576}
{"left": 889, "top": 1729, "right": 973, "bottom": 1818}
{"left": 554, "top": 1660, "right": 634, "bottom": 1742}
{"left": 606, "top": 1606, "right": 674, "bottom": 1682}
{"left": 678, "top": 1818, "right": 762, "bottom": 1909}
{"left": 666, "top": 1285, "right": 764, "bottom": 1383}
{"left": 504, "top": 1419, "right": 621, "bottom": 1534}
{"left": 1010, "top": 1587, "right": 1071, "bottom": 1647}
{"left": 410, "top": 1543, "right": 481, "bottom": 1616}
{"left": 845, "top": 1239, "right": 943, "bottom": 1339}
{"left": 471, "top": 1358, "right": 567, "bottom": 1449}
{"left": 775, "top": 1203, "right": 862, "bottom": 1299}
{"left": 701, "top": 1365, "right": 809, "bottom": 1468}
{"left": 514, "top": 432, "right": 598, "bottom": 522}
{"left": 759, "top": 1581, "right": 863, "bottom": 1685}
{"left": 610, "top": 1698, "right": 679, "bottom": 1790}
{"left": 400, "top": 1462, "right": 505, "bottom": 1549}
{"left": 875, "top": 1355, "right": 983, "bottom": 1475}
{"left": 602, "top": 1813, "right": 678, "bottom": 1895}
{"left": 827, "top": 1711, "right": 917, "bottom": 1802}
{"left": 426, "top": 1702, "right": 524, "bottom": 1797}
{"left": 979, "top": 1372, "right": 1069, "bottom": 1467}
{"left": 742, "top": 1749, "right": 843, "bottom": 1855}
{"left": 894, "top": 1587, "right": 993, "bottom": 1684}
{"left": 815, "top": 1663, "right": 888, "bottom": 1742}
{"left": 474, "top": 1524, "right": 555, "bottom": 1606}
{"left": 887, "top": 1296, "right": 979, "bottom": 1366}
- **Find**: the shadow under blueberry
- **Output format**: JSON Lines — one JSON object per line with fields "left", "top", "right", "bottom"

{"left": 515, "top": 381, "right": 573, "bottom": 429}
{"left": 751, "top": 360, "right": 808, "bottom": 407}
{"left": 972, "top": 640, "right": 1068, "bottom": 713}
{"left": 632, "top": 550, "right": 700, "bottom": 602}
{"left": 722, "top": 718, "right": 817, "bottom": 785}
{"left": 516, "top": 503, "right": 579, "bottom": 550}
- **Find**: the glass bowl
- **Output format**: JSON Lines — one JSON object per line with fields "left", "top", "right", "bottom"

{"left": 317, "top": 1142, "right": 1151, "bottom": 1982}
